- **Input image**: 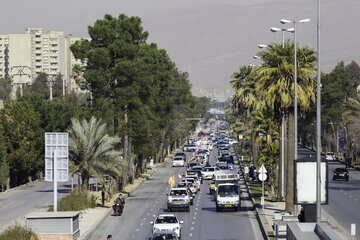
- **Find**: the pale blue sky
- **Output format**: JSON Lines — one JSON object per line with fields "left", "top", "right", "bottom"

{"left": 1, "top": 0, "right": 359, "bottom": 93}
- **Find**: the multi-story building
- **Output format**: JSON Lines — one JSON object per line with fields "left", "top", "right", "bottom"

{"left": 0, "top": 28, "right": 85, "bottom": 97}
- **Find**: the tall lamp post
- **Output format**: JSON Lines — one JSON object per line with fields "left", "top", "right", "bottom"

{"left": 316, "top": 0, "right": 321, "bottom": 224}
{"left": 280, "top": 18, "right": 310, "bottom": 215}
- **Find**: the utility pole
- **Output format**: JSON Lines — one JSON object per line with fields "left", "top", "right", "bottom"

{"left": 10, "top": 66, "right": 31, "bottom": 99}
{"left": 46, "top": 74, "right": 58, "bottom": 100}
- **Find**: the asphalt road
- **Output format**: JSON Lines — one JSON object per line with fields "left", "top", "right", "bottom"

{"left": 0, "top": 180, "right": 72, "bottom": 232}
{"left": 89, "top": 147, "right": 263, "bottom": 240}
{"left": 298, "top": 147, "right": 360, "bottom": 239}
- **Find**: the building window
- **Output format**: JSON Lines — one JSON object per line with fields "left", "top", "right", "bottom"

{"left": 43, "top": 62, "right": 49, "bottom": 66}
{"left": 43, "top": 38, "right": 48, "bottom": 42}
{"left": 44, "top": 69, "right": 49, "bottom": 72}
{"left": 43, "top": 44, "right": 49, "bottom": 48}
{"left": 43, "top": 50, "right": 48, "bottom": 54}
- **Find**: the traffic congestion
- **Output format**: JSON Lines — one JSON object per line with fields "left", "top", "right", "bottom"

{"left": 150, "top": 120, "right": 244, "bottom": 239}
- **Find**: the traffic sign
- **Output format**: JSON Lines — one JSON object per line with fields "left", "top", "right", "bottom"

{"left": 259, "top": 165, "right": 267, "bottom": 174}
{"left": 258, "top": 173, "right": 267, "bottom": 181}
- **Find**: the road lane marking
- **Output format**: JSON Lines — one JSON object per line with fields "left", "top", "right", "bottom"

{"left": 194, "top": 212, "right": 197, "bottom": 215}
{"left": 136, "top": 228, "right": 139, "bottom": 232}
{"left": 192, "top": 221, "right": 195, "bottom": 224}
{"left": 189, "top": 233, "right": 193, "bottom": 237}
{"left": 193, "top": 216, "right": 196, "bottom": 220}
{"left": 195, "top": 208, "right": 198, "bottom": 211}
{"left": 349, "top": 195, "right": 352, "bottom": 198}
{"left": 191, "top": 227, "right": 194, "bottom": 230}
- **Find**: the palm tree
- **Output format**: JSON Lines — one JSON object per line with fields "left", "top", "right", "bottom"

{"left": 68, "top": 116, "right": 122, "bottom": 190}
{"left": 256, "top": 41, "right": 316, "bottom": 211}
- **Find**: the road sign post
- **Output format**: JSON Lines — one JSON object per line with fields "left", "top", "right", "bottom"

{"left": 258, "top": 165, "right": 268, "bottom": 211}
{"left": 45, "top": 133, "right": 69, "bottom": 212}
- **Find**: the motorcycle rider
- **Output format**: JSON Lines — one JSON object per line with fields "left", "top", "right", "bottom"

{"left": 113, "top": 193, "right": 125, "bottom": 215}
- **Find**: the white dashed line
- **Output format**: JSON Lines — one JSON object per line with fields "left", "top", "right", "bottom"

{"left": 195, "top": 208, "right": 198, "bottom": 211}
{"left": 349, "top": 195, "right": 352, "bottom": 198}
{"left": 191, "top": 227, "right": 194, "bottom": 230}
{"left": 355, "top": 199, "right": 358, "bottom": 201}
{"left": 193, "top": 216, "right": 196, "bottom": 220}
{"left": 147, "top": 213, "right": 150, "bottom": 216}
{"left": 189, "top": 233, "right": 193, "bottom": 237}
{"left": 136, "top": 228, "right": 139, "bottom": 232}
{"left": 194, "top": 212, "right": 197, "bottom": 215}
{"left": 143, "top": 217, "right": 147, "bottom": 221}
{"left": 192, "top": 221, "right": 195, "bottom": 224}
{"left": 140, "top": 222, "right": 143, "bottom": 226}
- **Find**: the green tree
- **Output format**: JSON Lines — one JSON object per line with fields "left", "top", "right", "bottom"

{"left": 0, "top": 100, "right": 43, "bottom": 186}
{"left": 0, "top": 77, "right": 12, "bottom": 101}
{"left": 27, "top": 73, "right": 49, "bottom": 99}
{"left": 239, "top": 41, "right": 316, "bottom": 211}
{"left": 68, "top": 116, "right": 122, "bottom": 190}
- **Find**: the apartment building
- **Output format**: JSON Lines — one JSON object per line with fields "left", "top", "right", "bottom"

{"left": 0, "top": 28, "right": 84, "bottom": 96}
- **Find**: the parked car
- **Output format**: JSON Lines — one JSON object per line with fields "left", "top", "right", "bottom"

{"left": 151, "top": 214, "right": 183, "bottom": 238}
{"left": 333, "top": 168, "right": 349, "bottom": 181}
{"left": 326, "top": 152, "right": 336, "bottom": 161}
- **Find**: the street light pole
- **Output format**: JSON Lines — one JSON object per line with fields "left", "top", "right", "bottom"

{"left": 270, "top": 26, "right": 293, "bottom": 200}
{"left": 316, "top": 0, "right": 322, "bottom": 224}
{"left": 281, "top": 17, "right": 310, "bottom": 215}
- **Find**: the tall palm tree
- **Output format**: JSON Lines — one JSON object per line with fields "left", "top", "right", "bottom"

{"left": 68, "top": 116, "right": 122, "bottom": 190}
{"left": 256, "top": 41, "right": 316, "bottom": 211}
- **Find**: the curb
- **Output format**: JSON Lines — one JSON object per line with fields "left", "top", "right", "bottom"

{"left": 0, "top": 179, "right": 42, "bottom": 196}
{"left": 233, "top": 146, "right": 269, "bottom": 240}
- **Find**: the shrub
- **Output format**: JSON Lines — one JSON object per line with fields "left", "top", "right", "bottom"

{"left": 0, "top": 225, "right": 38, "bottom": 240}
{"left": 48, "top": 190, "right": 98, "bottom": 211}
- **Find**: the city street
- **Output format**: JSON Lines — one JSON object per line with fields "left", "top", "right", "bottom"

{"left": 0, "top": 181, "right": 71, "bottom": 233}
{"left": 89, "top": 147, "right": 263, "bottom": 240}
{"left": 298, "top": 147, "right": 360, "bottom": 239}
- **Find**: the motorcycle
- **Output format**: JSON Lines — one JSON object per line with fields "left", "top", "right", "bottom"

{"left": 113, "top": 203, "right": 123, "bottom": 216}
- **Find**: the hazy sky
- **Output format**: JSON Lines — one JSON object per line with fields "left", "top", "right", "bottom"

{"left": 1, "top": 0, "right": 359, "bottom": 94}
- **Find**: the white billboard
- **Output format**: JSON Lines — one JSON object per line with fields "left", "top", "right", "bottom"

{"left": 45, "top": 132, "right": 69, "bottom": 182}
{"left": 295, "top": 159, "right": 328, "bottom": 204}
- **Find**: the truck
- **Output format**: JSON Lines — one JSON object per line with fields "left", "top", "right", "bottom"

{"left": 213, "top": 170, "right": 241, "bottom": 212}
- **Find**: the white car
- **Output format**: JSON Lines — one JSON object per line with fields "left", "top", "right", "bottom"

{"left": 325, "top": 152, "right": 335, "bottom": 161}
{"left": 229, "top": 139, "right": 238, "bottom": 145}
{"left": 151, "top": 214, "right": 183, "bottom": 238}
{"left": 202, "top": 167, "right": 216, "bottom": 180}
{"left": 172, "top": 157, "right": 185, "bottom": 167}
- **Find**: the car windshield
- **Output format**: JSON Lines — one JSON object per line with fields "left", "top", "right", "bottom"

{"left": 218, "top": 185, "right": 238, "bottom": 196}
{"left": 173, "top": 158, "right": 183, "bottom": 161}
{"left": 204, "top": 168, "right": 214, "bottom": 172}
{"left": 177, "top": 183, "right": 186, "bottom": 188}
{"left": 218, "top": 165, "right": 229, "bottom": 170}
{"left": 155, "top": 216, "right": 178, "bottom": 224}
{"left": 152, "top": 233, "right": 177, "bottom": 240}
{"left": 170, "top": 190, "right": 187, "bottom": 196}
{"left": 186, "top": 179, "right": 194, "bottom": 183}
{"left": 335, "top": 168, "right": 348, "bottom": 172}
{"left": 327, "top": 152, "right": 334, "bottom": 155}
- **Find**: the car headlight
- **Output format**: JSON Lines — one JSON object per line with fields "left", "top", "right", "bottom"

{"left": 172, "top": 227, "right": 179, "bottom": 231}
{"left": 154, "top": 228, "right": 160, "bottom": 232}
{"left": 184, "top": 199, "right": 189, "bottom": 202}
{"left": 234, "top": 200, "right": 239, "bottom": 204}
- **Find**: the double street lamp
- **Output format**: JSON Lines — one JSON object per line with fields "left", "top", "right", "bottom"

{"left": 280, "top": 18, "right": 310, "bottom": 215}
